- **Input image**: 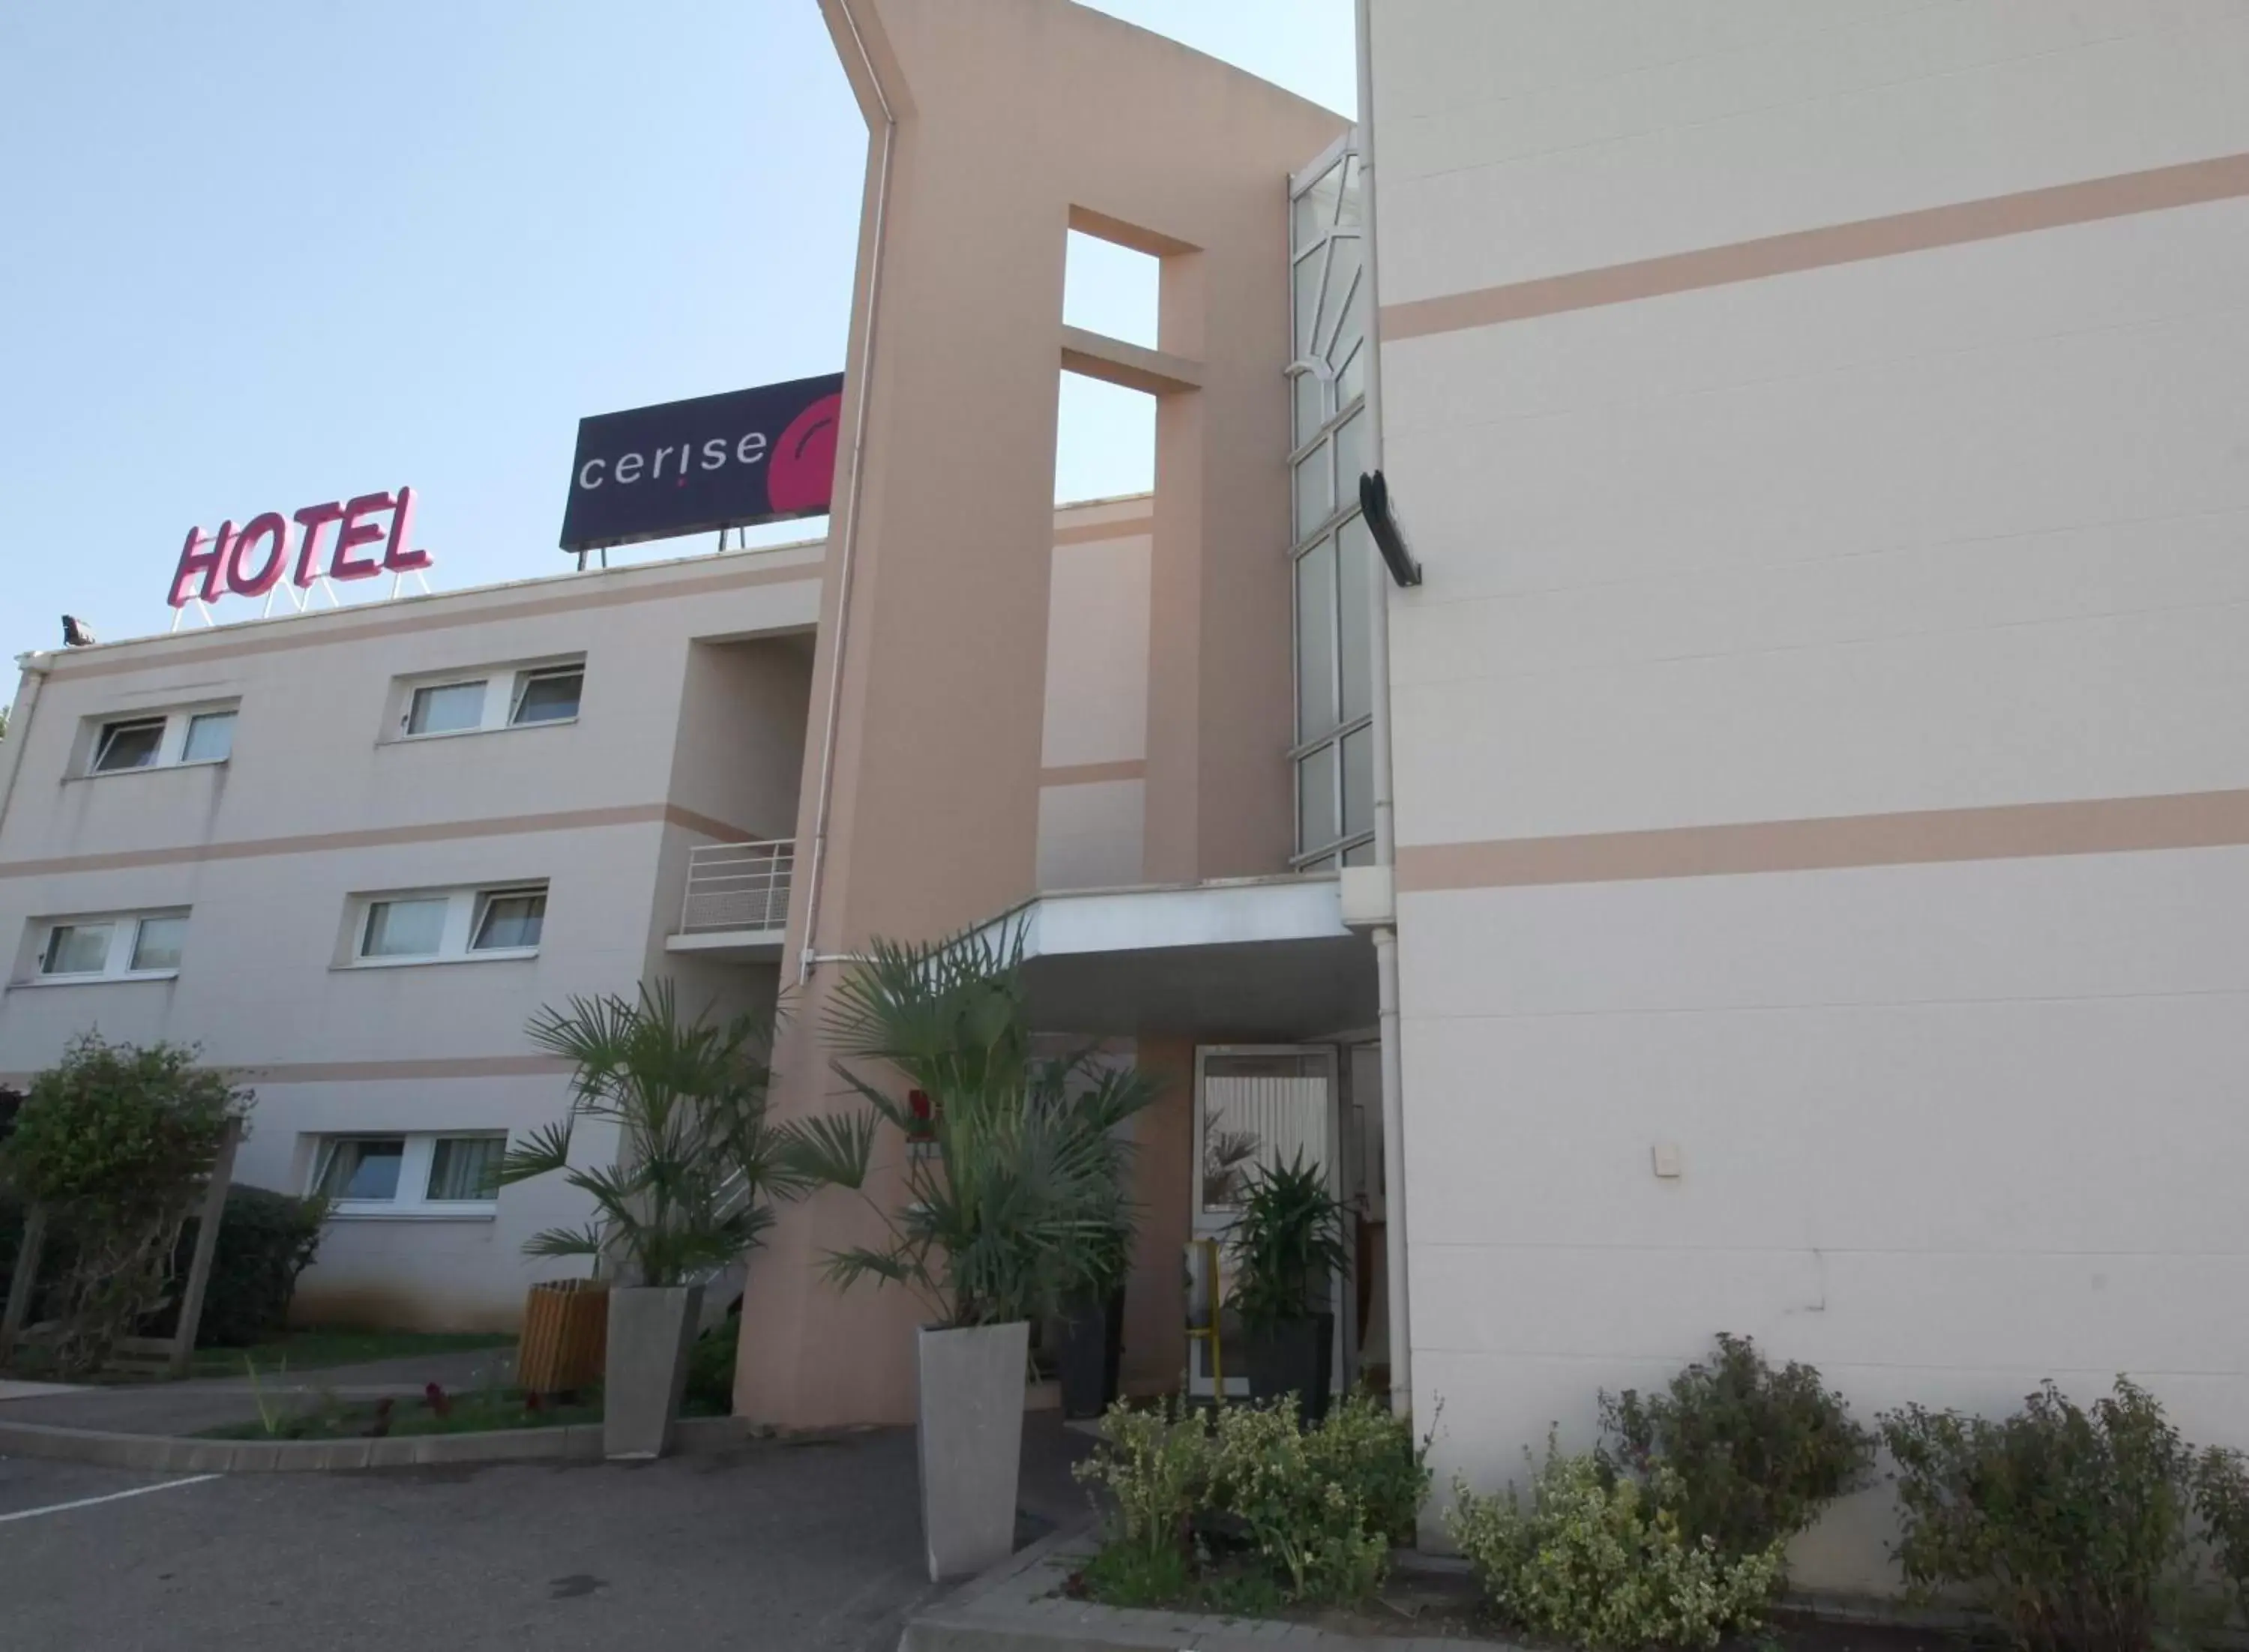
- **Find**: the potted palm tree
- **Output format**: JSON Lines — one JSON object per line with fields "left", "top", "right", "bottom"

{"left": 1229, "top": 1152, "right": 1350, "bottom": 1424}
{"left": 499, "top": 980, "right": 796, "bottom": 1460}
{"left": 783, "top": 928, "right": 1157, "bottom": 1582}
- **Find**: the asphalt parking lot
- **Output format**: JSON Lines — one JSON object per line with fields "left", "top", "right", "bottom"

{"left": 0, "top": 1423, "right": 1088, "bottom": 1652}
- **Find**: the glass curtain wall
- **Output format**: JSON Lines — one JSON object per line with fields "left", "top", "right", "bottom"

{"left": 1288, "top": 142, "right": 1374, "bottom": 871}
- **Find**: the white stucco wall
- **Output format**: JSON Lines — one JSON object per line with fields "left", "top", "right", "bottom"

{"left": 0, "top": 545, "right": 821, "bottom": 1328}
{"left": 1370, "top": 0, "right": 2249, "bottom": 1591}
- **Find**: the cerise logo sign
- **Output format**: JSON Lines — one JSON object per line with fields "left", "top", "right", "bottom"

{"left": 169, "top": 488, "right": 432, "bottom": 609}
{"left": 558, "top": 373, "right": 844, "bottom": 553}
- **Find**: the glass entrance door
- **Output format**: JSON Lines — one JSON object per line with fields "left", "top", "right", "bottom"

{"left": 1187, "top": 1046, "right": 1340, "bottom": 1399}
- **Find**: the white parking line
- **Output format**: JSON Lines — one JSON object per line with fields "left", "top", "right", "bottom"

{"left": 0, "top": 1474, "right": 221, "bottom": 1525}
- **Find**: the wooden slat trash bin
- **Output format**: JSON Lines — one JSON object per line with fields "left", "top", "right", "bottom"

{"left": 517, "top": 1279, "right": 608, "bottom": 1394}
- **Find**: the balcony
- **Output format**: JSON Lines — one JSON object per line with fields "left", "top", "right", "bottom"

{"left": 664, "top": 839, "right": 793, "bottom": 960}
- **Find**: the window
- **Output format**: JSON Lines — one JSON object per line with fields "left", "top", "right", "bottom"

{"left": 394, "top": 659, "right": 584, "bottom": 740}
{"left": 471, "top": 888, "right": 545, "bottom": 951}
{"left": 30, "top": 911, "right": 189, "bottom": 981}
{"left": 181, "top": 710, "right": 237, "bottom": 763}
{"left": 129, "top": 915, "right": 189, "bottom": 972}
{"left": 1288, "top": 139, "right": 1374, "bottom": 871}
{"left": 407, "top": 680, "right": 487, "bottom": 736}
{"left": 349, "top": 882, "right": 548, "bottom": 965}
{"left": 361, "top": 896, "right": 450, "bottom": 959}
{"left": 317, "top": 1137, "right": 406, "bottom": 1202}
{"left": 313, "top": 1133, "right": 505, "bottom": 1215}
{"left": 426, "top": 1136, "right": 505, "bottom": 1202}
{"left": 92, "top": 718, "right": 166, "bottom": 774}
{"left": 509, "top": 666, "right": 582, "bottom": 726}
{"left": 82, "top": 702, "right": 241, "bottom": 776}
{"left": 40, "top": 923, "right": 115, "bottom": 976}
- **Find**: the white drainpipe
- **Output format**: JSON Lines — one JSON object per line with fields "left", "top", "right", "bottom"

{"left": 1355, "top": 0, "right": 1414, "bottom": 1419}
{"left": 799, "top": 0, "right": 897, "bottom": 986}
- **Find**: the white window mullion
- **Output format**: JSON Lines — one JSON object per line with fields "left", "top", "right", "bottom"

{"left": 439, "top": 892, "right": 478, "bottom": 956}
{"left": 396, "top": 1136, "right": 440, "bottom": 1210}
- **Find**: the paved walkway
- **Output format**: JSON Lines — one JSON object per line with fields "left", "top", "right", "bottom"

{"left": 0, "top": 1345, "right": 516, "bottom": 1435}
{"left": 2, "top": 1416, "right": 1096, "bottom": 1652}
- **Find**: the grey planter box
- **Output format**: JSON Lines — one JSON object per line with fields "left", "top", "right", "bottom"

{"left": 916, "top": 1319, "right": 1028, "bottom": 1582}
{"left": 604, "top": 1283, "right": 702, "bottom": 1460}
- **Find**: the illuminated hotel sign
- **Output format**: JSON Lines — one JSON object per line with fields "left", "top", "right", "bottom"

{"left": 169, "top": 488, "right": 432, "bottom": 610}
{"left": 559, "top": 373, "right": 843, "bottom": 553}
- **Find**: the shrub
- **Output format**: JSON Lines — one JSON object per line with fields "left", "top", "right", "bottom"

{"left": 0, "top": 1036, "right": 248, "bottom": 1376}
{"left": 1447, "top": 1438, "right": 1786, "bottom": 1651}
{"left": 1602, "top": 1333, "right": 1875, "bottom": 1561}
{"left": 2195, "top": 1447, "right": 2249, "bottom": 1627}
{"left": 1074, "top": 1396, "right": 1211, "bottom": 1558}
{"left": 1208, "top": 1399, "right": 1394, "bottom": 1604}
{"left": 1073, "top": 1391, "right": 1428, "bottom": 1609}
{"left": 170, "top": 1187, "right": 326, "bottom": 1348}
{"left": 1881, "top": 1378, "right": 2201, "bottom": 1652}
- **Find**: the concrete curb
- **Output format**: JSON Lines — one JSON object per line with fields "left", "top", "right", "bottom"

{"left": 0, "top": 1412, "right": 753, "bottom": 1473}
{"left": 901, "top": 1521, "right": 1528, "bottom": 1652}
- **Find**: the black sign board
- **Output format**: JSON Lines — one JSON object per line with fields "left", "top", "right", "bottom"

{"left": 559, "top": 373, "right": 845, "bottom": 552}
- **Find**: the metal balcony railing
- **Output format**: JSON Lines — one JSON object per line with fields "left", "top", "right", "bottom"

{"left": 678, "top": 839, "right": 794, "bottom": 935}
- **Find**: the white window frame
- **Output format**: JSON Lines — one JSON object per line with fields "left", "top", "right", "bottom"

{"left": 310, "top": 1131, "right": 508, "bottom": 1220}
{"left": 346, "top": 882, "right": 548, "bottom": 968}
{"left": 25, "top": 910, "right": 190, "bottom": 984}
{"left": 79, "top": 702, "right": 239, "bottom": 777}
{"left": 508, "top": 664, "right": 585, "bottom": 727}
{"left": 388, "top": 657, "right": 585, "bottom": 742}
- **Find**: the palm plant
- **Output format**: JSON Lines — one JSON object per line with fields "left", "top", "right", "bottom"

{"left": 781, "top": 926, "right": 1160, "bottom": 1328}
{"left": 1227, "top": 1151, "right": 1350, "bottom": 1330}
{"left": 499, "top": 980, "right": 799, "bottom": 1287}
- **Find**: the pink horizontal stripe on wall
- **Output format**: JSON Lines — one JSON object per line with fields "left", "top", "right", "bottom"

{"left": 1397, "top": 789, "right": 2249, "bottom": 893}
{"left": 0, "top": 804, "right": 755, "bottom": 881}
{"left": 1382, "top": 151, "right": 2249, "bottom": 340}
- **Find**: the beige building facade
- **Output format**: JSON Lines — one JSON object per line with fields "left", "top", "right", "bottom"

{"left": 1366, "top": 0, "right": 2249, "bottom": 1588}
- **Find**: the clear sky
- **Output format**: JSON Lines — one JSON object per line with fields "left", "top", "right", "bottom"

{"left": 0, "top": 1, "right": 1355, "bottom": 660}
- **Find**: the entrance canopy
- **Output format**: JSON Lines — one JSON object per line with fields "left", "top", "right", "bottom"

{"left": 975, "top": 874, "right": 1376, "bottom": 1042}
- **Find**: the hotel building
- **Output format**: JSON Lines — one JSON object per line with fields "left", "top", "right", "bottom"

{"left": 4, "top": 0, "right": 2245, "bottom": 1590}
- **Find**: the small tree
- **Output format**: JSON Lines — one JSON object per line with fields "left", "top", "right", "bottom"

{"left": 499, "top": 980, "right": 798, "bottom": 1287}
{"left": 1, "top": 1035, "right": 247, "bottom": 1377}
{"left": 783, "top": 928, "right": 1160, "bottom": 1327}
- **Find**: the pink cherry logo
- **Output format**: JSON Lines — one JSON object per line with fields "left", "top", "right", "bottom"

{"left": 769, "top": 391, "right": 842, "bottom": 514}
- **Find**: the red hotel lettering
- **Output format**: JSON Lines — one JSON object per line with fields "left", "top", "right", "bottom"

{"left": 167, "top": 487, "right": 432, "bottom": 608}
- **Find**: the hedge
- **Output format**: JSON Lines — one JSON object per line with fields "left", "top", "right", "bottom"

{"left": 0, "top": 1184, "right": 325, "bottom": 1353}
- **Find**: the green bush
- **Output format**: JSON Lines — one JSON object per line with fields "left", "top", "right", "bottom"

{"left": 171, "top": 1187, "right": 326, "bottom": 1348}
{"left": 1073, "top": 1391, "right": 1429, "bottom": 1609}
{"left": 1447, "top": 1437, "right": 1786, "bottom": 1651}
{"left": 1, "top": 1036, "right": 249, "bottom": 1376}
{"left": 1881, "top": 1378, "right": 2202, "bottom": 1652}
{"left": 1602, "top": 1333, "right": 1875, "bottom": 1562}
{"left": 684, "top": 1319, "right": 738, "bottom": 1414}
{"left": 2195, "top": 1447, "right": 2249, "bottom": 1625}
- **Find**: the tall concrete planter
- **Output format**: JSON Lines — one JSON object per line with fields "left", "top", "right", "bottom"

{"left": 916, "top": 1319, "right": 1029, "bottom": 1582}
{"left": 604, "top": 1283, "right": 702, "bottom": 1460}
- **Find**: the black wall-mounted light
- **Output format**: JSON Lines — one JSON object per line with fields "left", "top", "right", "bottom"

{"left": 1357, "top": 471, "right": 1423, "bottom": 588}
{"left": 61, "top": 615, "right": 96, "bottom": 648}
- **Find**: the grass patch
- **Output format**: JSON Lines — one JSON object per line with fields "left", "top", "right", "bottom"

{"left": 190, "top": 1328, "right": 513, "bottom": 1379}
{"left": 197, "top": 1385, "right": 597, "bottom": 1441}
{"left": 1071, "top": 1546, "right": 1286, "bottom": 1618}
